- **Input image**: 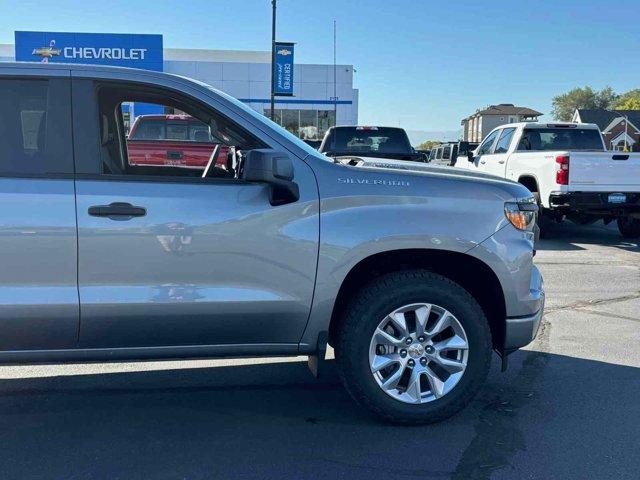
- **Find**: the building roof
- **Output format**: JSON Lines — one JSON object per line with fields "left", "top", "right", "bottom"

{"left": 575, "top": 108, "right": 640, "bottom": 132}
{"left": 464, "top": 104, "right": 542, "bottom": 120}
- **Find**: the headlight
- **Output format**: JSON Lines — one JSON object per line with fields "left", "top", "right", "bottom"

{"left": 504, "top": 198, "right": 538, "bottom": 231}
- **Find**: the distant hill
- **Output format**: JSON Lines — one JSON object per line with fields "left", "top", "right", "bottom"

{"left": 406, "top": 129, "right": 461, "bottom": 147}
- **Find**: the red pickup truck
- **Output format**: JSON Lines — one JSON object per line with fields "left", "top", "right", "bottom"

{"left": 127, "top": 114, "right": 229, "bottom": 169}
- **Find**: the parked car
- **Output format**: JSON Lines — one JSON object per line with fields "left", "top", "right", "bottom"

{"left": 127, "top": 114, "right": 229, "bottom": 170}
{"left": 430, "top": 143, "right": 454, "bottom": 166}
{"left": 0, "top": 62, "right": 543, "bottom": 424}
{"left": 430, "top": 142, "right": 479, "bottom": 167}
{"left": 319, "top": 126, "right": 428, "bottom": 162}
{"left": 452, "top": 141, "right": 479, "bottom": 165}
{"left": 415, "top": 148, "right": 431, "bottom": 159}
{"left": 432, "top": 145, "right": 444, "bottom": 163}
{"left": 456, "top": 122, "right": 640, "bottom": 237}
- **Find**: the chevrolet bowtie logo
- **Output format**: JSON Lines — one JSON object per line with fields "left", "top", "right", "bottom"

{"left": 277, "top": 48, "right": 292, "bottom": 56}
{"left": 32, "top": 40, "right": 61, "bottom": 63}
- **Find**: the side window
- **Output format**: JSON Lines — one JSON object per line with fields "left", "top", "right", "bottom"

{"left": 88, "top": 83, "right": 265, "bottom": 179}
{"left": 443, "top": 146, "right": 451, "bottom": 160}
{"left": 129, "top": 119, "right": 166, "bottom": 140}
{"left": 0, "top": 78, "right": 73, "bottom": 176}
{"left": 494, "top": 128, "right": 516, "bottom": 154}
{"left": 477, "top": 129, "right": 500, "bottom": 155}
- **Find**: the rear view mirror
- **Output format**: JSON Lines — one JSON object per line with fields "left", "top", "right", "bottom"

{"left": 242, "top": 149, "right": 299, "bottom": 205}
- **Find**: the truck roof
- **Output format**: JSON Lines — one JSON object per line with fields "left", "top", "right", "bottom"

{"left": 327, "top": 125, "right": 407, "bottom": 131}
{"left": 0, "top": 61, "right": 201, "bottom": 88}
{"left": 499, "top": 121, "right": 601, "bottom": 130}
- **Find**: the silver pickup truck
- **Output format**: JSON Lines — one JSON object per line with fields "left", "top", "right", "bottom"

{"left": 0, "top": 62, "right": 544, "bottom": 424}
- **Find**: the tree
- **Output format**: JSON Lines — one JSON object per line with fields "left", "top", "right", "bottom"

{"left": 613, "top": 89, "right": 640, "bottom": 110}
{"left": 551, "top": 86, "right": 617, "bottom": 121}
{"left": 416, "top": 140, "right": 440, "bottom": 151}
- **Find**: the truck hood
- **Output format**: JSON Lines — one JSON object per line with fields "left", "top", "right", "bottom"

{"left": 333, "top": 155, "right": 519, "bottom": 186}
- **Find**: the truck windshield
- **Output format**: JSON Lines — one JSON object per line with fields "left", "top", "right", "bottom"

{"left": 517, "top": 128, "right": 604, "bottom": 151}
{"left": 322, "top": 127, "right": 413, "bottom": 156}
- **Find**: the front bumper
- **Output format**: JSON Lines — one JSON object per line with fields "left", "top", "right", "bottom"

{"left": 549, "top": 191, "right": 640, "bottom": 216}
{"left": 504, "top": 266, "right": 545, "bottom": 351}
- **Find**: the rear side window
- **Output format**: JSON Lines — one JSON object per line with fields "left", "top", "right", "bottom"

{"left": 130, "top": 119, "right": 166, "bottom": 140}
{"left": 517, "top": 128, "right": 604, "bottom": 151}
{"left": 494, "top": 127, "right": 516, "bottom": 153}
{"left": 443, "top": 146, "right": 451, "bottom": 159}
{"left": 0, "top": 78, "right": 73, "bottom": 176}
{"left": 130, "top": 118, "right": 214, "bottom": 142}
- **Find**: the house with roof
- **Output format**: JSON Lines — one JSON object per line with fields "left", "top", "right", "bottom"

{"left": 461, "top": 104, "right": 542, "bottom": 142}
{"left": 572, "top": 108, "right": 640, "bottom": 151}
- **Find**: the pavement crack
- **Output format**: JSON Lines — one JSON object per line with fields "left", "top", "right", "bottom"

{"left": 575, "top": 308, "right": 640, "bottom": 323}
{"left": 545, "top": 292, "right": 640, "bottom": 315}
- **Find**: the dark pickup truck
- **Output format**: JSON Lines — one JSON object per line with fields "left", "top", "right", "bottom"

{"left": 319, "top": 126, "right": 427, "bottom": 162}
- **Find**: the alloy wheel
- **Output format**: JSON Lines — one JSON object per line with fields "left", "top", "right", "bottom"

{"left": 368, "top": 303, "right": 469, "bottom": 404}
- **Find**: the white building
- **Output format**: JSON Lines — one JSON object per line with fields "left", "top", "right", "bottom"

{"left": 0, "top": 43, "right": 358, "bottom": 140}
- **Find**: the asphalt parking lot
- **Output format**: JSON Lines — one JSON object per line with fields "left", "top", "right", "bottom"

{"left": 0, "top": 221, "right": 637, "bottom": 480}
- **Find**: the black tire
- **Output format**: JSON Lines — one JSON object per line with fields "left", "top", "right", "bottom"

{"left": 335, "top": 270, "right": 492, "bottom": 425}
{"left": 533, "top": 192, "right": 554, "bottom": 239}
{"left": 617, "top": 217, "right": 640, "bottom": 239}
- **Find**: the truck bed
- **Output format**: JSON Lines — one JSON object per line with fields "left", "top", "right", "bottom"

{"left": 127, "top": 140, "right": 228, "bottom": 169}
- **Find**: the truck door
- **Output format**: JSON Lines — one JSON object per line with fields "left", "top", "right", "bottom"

{"left": 483, "top": 127, "right": 515, "bottom": 178}
{"left": 71, "top": 76, "right": 319, "bottom": 349}
{"left": 0, "top": 71, "right": 79, "bottom": 351}
{"left": 472, "top": 129, "right": 501, "bottom": 173}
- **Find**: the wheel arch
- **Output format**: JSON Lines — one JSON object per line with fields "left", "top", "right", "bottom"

{"left": 517, "top": 174, "right": 539, "bottom": 193}
{"left": 327, "top": 249, "right": 507, "bottom": 351}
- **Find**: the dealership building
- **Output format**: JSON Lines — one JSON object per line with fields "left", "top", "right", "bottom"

{"left": 0, "top": 32, "right": 358, "bottom": 140}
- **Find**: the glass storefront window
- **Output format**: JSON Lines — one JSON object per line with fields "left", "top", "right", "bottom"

{"left": 263, "top": 108, "right": 335, "bottom": 140}
{"left": 318, "top": 110, "right": 335, "bottom": 138}
{"left": 282, "top": 110, "right": 299, "bottom": 136}
{"left": 299, "top": 110, "right": 318, "bottom": 140}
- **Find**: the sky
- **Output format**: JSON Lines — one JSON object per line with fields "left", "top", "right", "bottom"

{"left": 1, "top": 0, "right": 639, "bottom": 133}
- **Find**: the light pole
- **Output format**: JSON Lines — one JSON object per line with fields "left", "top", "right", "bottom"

{"left": 333, "top": 20, "right": 337, "bottom": 127}
{"left": 270, "top": 0, "right": 277, "bottom": 121}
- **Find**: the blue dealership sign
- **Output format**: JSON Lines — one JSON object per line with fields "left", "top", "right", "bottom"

{"left": 15, "top": 31, "right": 163, "bottom": 71}
{"left": 273, "top": 42, "right": 294, "bottom": 96}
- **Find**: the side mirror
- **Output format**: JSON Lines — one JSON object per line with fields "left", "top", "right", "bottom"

{"left": 242, "top": 149, "right": 300, "bottom": 205}
{"left": 421, "top": 152, "right": 429, "bottom": 162}
{"left": 467, "top": 151, "right": 475, "bottom": 162}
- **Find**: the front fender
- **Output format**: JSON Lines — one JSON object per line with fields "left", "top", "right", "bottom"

{"left": 298, "top": 183, "right": 510, "bottom": 352}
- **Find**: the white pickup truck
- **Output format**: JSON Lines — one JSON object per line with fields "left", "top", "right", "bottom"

{"left": 455, "top": 122, "right": 640, "bottom": 237}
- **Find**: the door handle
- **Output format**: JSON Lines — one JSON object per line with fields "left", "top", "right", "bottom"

{"left": 480, "top": 160, "right": 486, "bottom": 164}
{"left": 167, "top": 151, "right": 183, "bottom": 160}
{"left": 498, "top": 160, "right": 505, "bottom": 164}
{"left": 88, "top": 202, "right": 146, "bottom": 219}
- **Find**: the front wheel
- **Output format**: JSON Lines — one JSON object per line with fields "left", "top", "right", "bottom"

{"left": 617, "top": 217, "right": 640, "bottom": 238}
{"left": 335, "top": 270, "right": 492, "bottom": 424}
